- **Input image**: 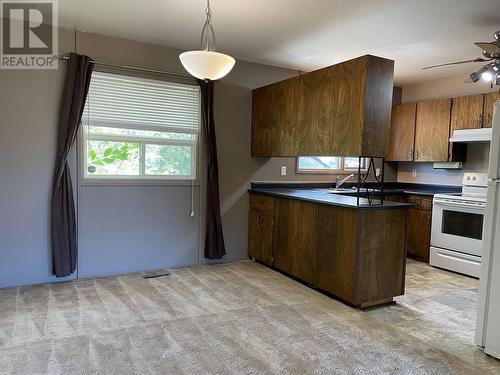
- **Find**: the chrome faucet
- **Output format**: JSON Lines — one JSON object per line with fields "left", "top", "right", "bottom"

{"left": 336, "top": 174, "right": 355, "bottom": 189}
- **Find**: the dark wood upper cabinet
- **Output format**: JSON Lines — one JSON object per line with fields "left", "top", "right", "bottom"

{"left": 483, "top": 91, "right": 500, "bottom": 128}
{"left": 387, "top": 103, "right": 416, "bottom": 161}
{"left": 252, "top": 55, "right": 394, "bottom": 157}
{"left": 388, "top": 92, "right": 497, "bottom": 163}
{"left": 414, "top": 99, "right": 452, "bottom": 162}
{"left": 451, "top": 94, "right": 484, "bottom": 130}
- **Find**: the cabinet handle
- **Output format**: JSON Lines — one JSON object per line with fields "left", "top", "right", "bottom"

{"left": 409, "top": 149, "right": 414, "bottom": 160}
{"left": 415, "top": 149, "right": 420, "bottom": 160}
{"left": 258, "top": 215, "right": 264, "bottom": 226}
{"left": 486, "top": 113, "right": 491, "bottom": 127}
{"left": 478, "top": 114, "right": 483, "bottom": 127}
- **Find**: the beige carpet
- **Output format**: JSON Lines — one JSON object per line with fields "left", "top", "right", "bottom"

{"left": 0, "top": 260, "right": 499, "bottom": 374}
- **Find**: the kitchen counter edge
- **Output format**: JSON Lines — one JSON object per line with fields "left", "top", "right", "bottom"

{"left": 249, "top": 189, "right": 414, "bottom": 210}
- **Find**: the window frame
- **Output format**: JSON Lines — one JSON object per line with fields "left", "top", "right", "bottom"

{"left": 80, "top": 72, "right": 201, "bottom": 182}
{"left": 82, "top": 131, "right": 198, "bottom": 181}
{"left": 296, "top": 156, "right": 369, "bottom": 174}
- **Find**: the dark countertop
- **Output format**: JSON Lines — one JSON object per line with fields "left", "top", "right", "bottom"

{"left": 251, "top": 182, "right": 461, "bottom": 196}
{"left": 382, "top": 188, "right": 445, "bottom": 197}
{"left": 249, "top": 188, "right": 414, "bottom": 210}
{"left": 249, "top": 182, "right": 462, "bottom": 210}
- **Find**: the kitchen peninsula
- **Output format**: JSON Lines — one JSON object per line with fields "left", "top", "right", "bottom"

{"left": 248, "top": 54, "right": 409, "bottom": 308}
{"left": 248, "top": 186, "right": 412, "bottom": 308}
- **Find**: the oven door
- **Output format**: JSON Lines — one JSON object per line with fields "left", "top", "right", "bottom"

{"left": 431, "top": 198, "right": 485, "bottom": 257}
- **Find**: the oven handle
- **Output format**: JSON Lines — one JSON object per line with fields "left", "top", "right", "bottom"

{"left": 433, "top": 198, "right": 486, "bottom": 210}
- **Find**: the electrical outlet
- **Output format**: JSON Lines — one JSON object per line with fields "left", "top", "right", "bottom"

{"left": 412, "top": 169, "right": 417, "bottom": 178}
{"left": 280, "top": 166, "right": 287, "bottom": 176}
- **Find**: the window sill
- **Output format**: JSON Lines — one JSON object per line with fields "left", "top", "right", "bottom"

{"left": 296, "top": 170, "right": 368, "bottom": 175}
{"left": 81, "top": 179, "right": 200, "bottom": 187}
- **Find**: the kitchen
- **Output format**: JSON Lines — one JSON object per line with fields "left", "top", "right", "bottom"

{"left": 2, "top": 1, "right": 500, "bottom": 373}
{"left": 246, "top": 50, "right": 500, "bottom": 369}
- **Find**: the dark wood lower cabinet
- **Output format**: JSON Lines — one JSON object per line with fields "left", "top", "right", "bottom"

{"left": 385, "top": 194, "right": 433, "bottom": 263}
{"left": 406, "top": 208, "right": 432, "bottom": 263}
{"left": 273, "top": 198, "right": 317, "bottom": 285}
{"left": 248, "top": 192, "right": 408, "bottom": 308}
{"left": 248, "top": 209, "right": 274, "bottom": 266}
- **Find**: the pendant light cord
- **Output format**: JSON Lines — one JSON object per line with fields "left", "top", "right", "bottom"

{"left": 201, "top": 0, "right": 216, "bottom": 51}
{"left": 190, "top": 179, "right": 195, "bottom": 217}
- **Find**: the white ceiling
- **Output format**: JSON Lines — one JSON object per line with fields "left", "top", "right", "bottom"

{"left": 59, "top": 0, "right": 500, "bottom": 85}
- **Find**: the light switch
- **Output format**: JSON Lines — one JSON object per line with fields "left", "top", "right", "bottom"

{"left": 280, "top": 166, "right": 287, "bottom": 176}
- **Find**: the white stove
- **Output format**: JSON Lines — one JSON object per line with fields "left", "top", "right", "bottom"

{"left": 430, "top": 173, "right": 488, "bottom": 278}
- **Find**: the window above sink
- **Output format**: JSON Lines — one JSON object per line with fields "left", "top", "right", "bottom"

{"left": 296, "top": 156, "right": 369, "bottom": 174}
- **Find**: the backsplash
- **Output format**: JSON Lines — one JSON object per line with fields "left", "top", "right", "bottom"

{"left": 251, "top": 157, "right": 398, "bottom": 183}
{"left": 397, "top": 143, "right": 490, "bottom": 186}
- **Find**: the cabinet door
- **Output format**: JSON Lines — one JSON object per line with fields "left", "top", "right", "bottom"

{"left": 451, "top": 94, "right": 484, "bottom": 130}
{"left": 483, "top": 91, "right": 500, "bottom": 128}
{"left": 273, "top": 198, "right": 316, "bottom": 285}
{"left": 387, "top": 103, "right": 416, "bottom": 161}
{"left": 248, "top": 209, "right": 274, "bottom": 265}
{"left": 414, "top": 99, "right": 451, "bottom": 162}
{"left": 251, "top": 77, "right": 303, "bottom": 156}
{"left": 406, "top": 208, "right": 432, "bottom": 263}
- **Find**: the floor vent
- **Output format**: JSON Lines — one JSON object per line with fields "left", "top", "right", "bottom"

{"left": 143, "top": 271, "right": 170, "bottom": 279}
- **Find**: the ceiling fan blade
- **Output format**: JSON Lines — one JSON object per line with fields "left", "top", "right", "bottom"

{"left": 475, "top": 42, "right": 500, "bottom": 55}
{"left": 422, "top": 58, "right": 490, "bottom": 70}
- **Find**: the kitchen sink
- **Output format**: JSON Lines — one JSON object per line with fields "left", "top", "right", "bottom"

{"left": 328, "top": 188, "right": 358, "bottom": 193}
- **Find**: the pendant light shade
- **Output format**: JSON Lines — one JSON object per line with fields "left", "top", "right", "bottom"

{"left": 179, "top": 0, "right": 235, "bottom": 80}
{"left": 179, "top": 51, "right": 235, "bottom": 81}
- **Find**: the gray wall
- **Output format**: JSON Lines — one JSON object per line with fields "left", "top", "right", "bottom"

{"left": 0, "top": 27, "right": 424, "bottom": 287}
{"left": 78, "top": 185, "right": 200, "bottom": 277}
{"left": 0, "top": 29, "right": 76, "bottom": 287}
{"left": 1, "top": 28, "right": 337, "bottom": 287}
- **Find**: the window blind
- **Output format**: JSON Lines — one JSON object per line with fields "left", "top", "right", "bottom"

{"left": 82, "top": 72, "right": 200, "bottom": 134}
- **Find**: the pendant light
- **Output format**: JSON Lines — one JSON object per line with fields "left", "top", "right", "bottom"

{"left": 179, "top": 0, "right": 235, "bottom": 80}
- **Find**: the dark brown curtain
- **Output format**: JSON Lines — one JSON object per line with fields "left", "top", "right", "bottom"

{"left": 51, "top": 53, "right": 94, "bottom": 277}
{"left": 199, "top": 79, "right": 226, "bottom": 259}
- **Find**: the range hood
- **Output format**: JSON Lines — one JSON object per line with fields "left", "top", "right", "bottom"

{"left": 449, "top": 128, "right": 492, "bottom": 143}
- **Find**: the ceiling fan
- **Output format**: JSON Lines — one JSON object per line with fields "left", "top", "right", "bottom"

{"left": 422, "top": 30, "right": 500, "bottom": 87}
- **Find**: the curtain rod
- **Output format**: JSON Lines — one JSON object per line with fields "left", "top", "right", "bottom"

{"left": 57, "top": 54, "right": 195, "bottom": 80}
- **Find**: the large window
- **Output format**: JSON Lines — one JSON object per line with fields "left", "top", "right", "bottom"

{"left": 82, "top": 72, "right": 200, "bottom": 180}
{"left": 297, "top": 156, "right": 368, "bottom": 174}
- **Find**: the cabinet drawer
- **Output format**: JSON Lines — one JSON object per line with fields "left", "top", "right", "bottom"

{"left": 250, "top": 194, "right": 275, "bottom": 213}
{"left": 405, "top": 195, "right": 432, "bottom": 211}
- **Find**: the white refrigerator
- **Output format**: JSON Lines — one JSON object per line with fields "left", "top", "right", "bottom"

{"left": 476, "top": 100, "right": 500, "bottom": 359}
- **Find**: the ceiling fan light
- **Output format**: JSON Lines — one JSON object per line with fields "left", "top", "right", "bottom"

{"left": 180, "top": 51, "right": 235, "bottom": 81}
{"left": 481, "top": 70, "right": 494, "bottom": 82}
